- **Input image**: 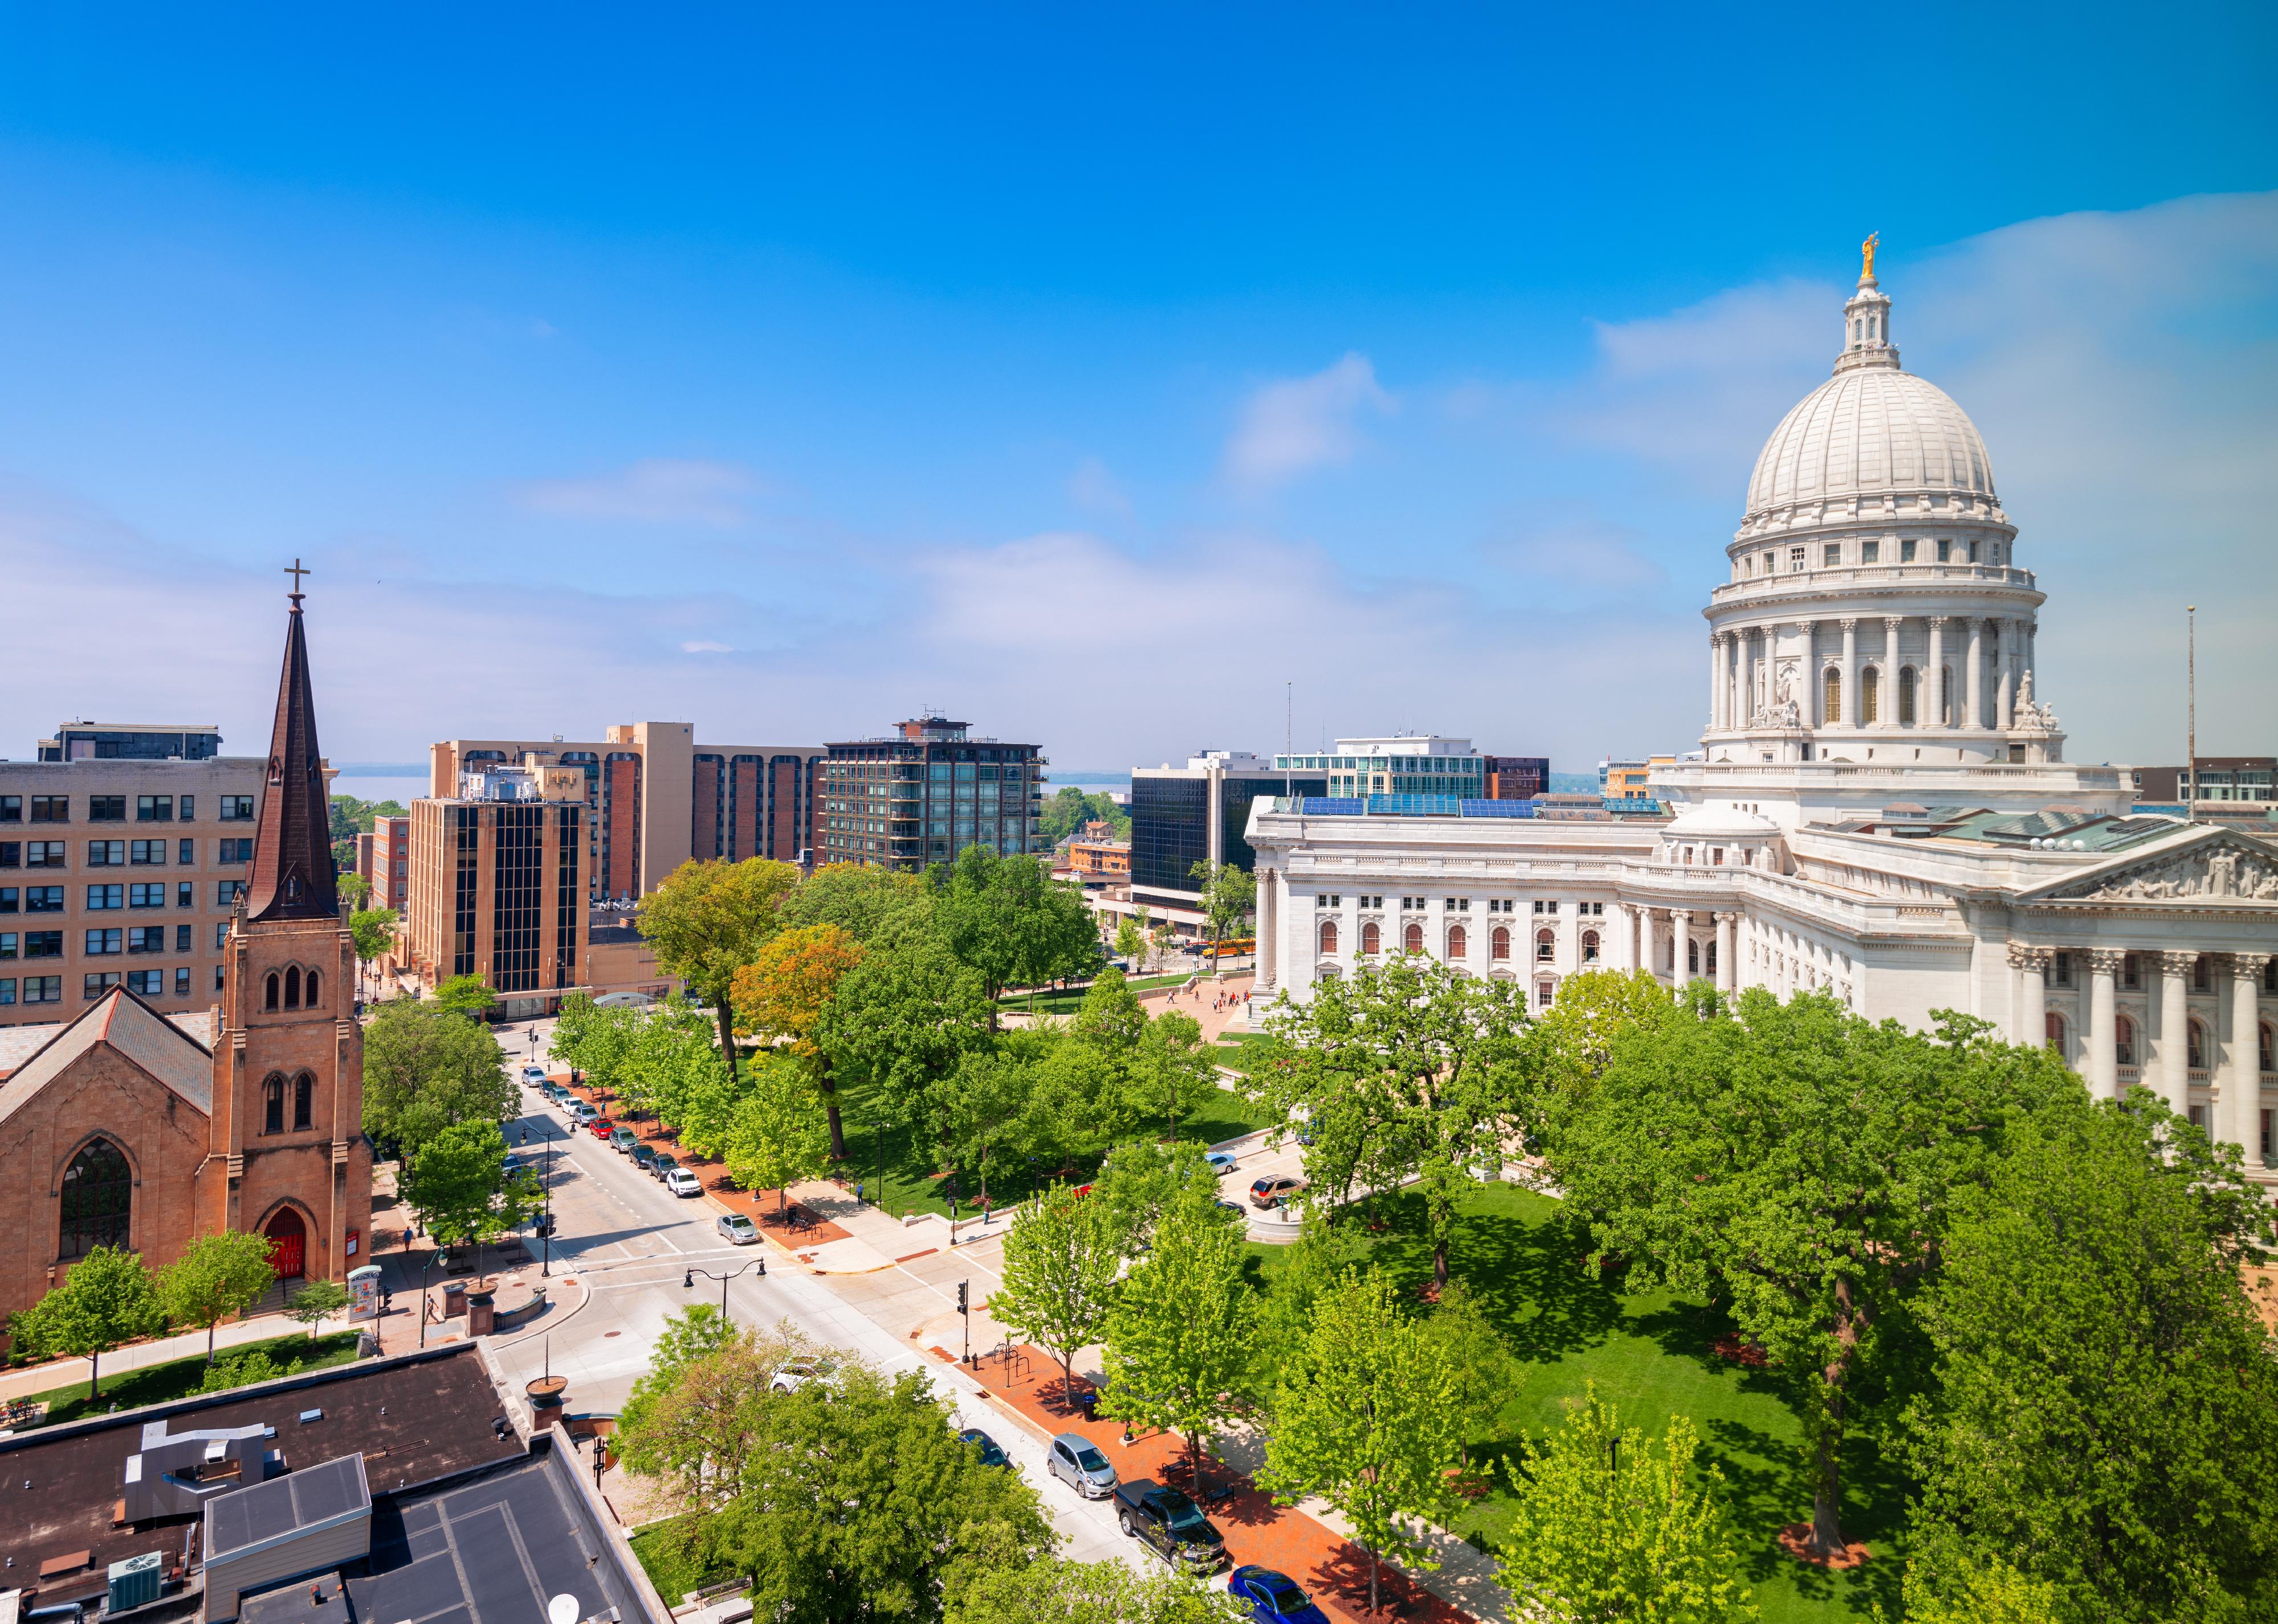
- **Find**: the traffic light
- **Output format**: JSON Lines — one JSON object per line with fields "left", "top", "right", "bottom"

{"left": 956, "top": 1280, "right": 969, "bottom": 1315}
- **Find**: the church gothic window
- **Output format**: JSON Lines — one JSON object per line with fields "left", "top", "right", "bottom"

{"left": 264, "top": 1073, "right": 286, "bottom": 1134}
{"left": 264, "top": 972, "right": 280, "bottom": 1011}
{"left": 284, "top": 966, "right": 300, "bottom": 1008}
{"left": 294, "top": 1071, "right": 313, "bottom": 1131}
{"left": 59, "top": 1137, "right": 131, "bottom": 1259}
{"left": 305, "top": 969, "right": 320, "bottom": 1005}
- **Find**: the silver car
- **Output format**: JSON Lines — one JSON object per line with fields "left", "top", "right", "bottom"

{"left": 717, "top": 1212, "right": 759, "bottom": 1245}
{"left": 1048, "top": 1432, "right": 1117, "bottom": 1498}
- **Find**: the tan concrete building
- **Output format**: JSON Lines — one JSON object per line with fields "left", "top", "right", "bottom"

{"left": 429, "top": 724, "right": 824, "bottom": 902}
{"left": 402, "top": 764, "right": 590, "bottom": 1020}
{"left": 0, "top": 596, "right": 372, "bottom": 1338}
{"left": 0, "top": 737, "right": 275, "bottom": 1032}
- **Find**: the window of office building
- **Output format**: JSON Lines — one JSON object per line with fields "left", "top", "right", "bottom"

{"left": 492, "top": 805, "right": 545, "bottom": 993}
{"left": 137, "top": 795, "right": 173, "bottom": 822}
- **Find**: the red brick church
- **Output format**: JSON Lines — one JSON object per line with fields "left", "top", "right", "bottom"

{"left": 0, "top": 589, "right": 372, "bottom": 1338}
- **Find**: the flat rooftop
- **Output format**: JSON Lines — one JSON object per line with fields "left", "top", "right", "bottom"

{"left": 0, "top": 1343, "right": 522, "bottom": 1600}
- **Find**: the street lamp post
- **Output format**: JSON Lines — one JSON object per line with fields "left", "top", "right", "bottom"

{"left": 416, "top": 1248, "right": 442, "bottom": 1349}
{"left": 682, "top": 1259, "right": 762, "bottom": 1323}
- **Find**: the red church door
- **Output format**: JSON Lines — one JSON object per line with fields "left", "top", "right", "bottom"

{"left": 266, "top": 1209, "right": 307, "bottom": 1280}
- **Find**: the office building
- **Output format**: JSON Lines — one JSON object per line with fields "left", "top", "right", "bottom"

{"left": 0, "top": 736, "right": 272, "bottom": 1029}
{"left": 36, "top": 721, "right": 226, "bottom": 762}
{"left": 403, "top": 764, "right": 590, "bottom": 1019}
{"left": 1485, "top": 755, "right": 1549, "bottom": 800}
{"left": 1273, "top": 736, "right": 1486, "bottom": 801}
{"left": 2130, "top": 757, "right": 2276, "bottom": 815}
{"left": 1128, "top": 752, "right": 1322, "bottom": 920}
{"left": 429, "top": 724, "right": 824, "bottom": 901}
{"left": 818, "top": 716, "right": 1043, "bottom": 872}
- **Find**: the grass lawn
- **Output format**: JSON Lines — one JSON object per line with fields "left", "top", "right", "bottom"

{"left": 13, "top": 1329, "right": 365, "bottom": 1429}
{"left": 999, "top": 974, "right": 1188, "bottom": 1016}
{"left": 627, "top": 1515, "right": 728, "bottom": 1603}
{"left": 1211, "top": 1033, "right": 1291, "bottom": 1077}
{"left": 1243, "top": 1183, "right": 1906, "bottom": 1624}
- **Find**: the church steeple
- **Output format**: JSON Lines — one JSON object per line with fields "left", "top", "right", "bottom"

{"left": 244, "top": 562, "right": 339, "bottom": 921}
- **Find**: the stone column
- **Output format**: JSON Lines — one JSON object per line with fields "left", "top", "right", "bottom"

{"left": 1839, "top": 619, "right": 1859, "bottom": 727}
{"left": 1926, "top": 617, "right": 1948, "bottom": 729}
{"left": 1965, "top": 619, "right": 1985, "bottom": 729}
{"left": 1881, "top": 618, "right": 1902, "bottom": 725}
{"left": 1729, "top": 636, "right": 1745, "bottom": 729}
{"left": 1709, "top": 635, "right": 1725, "bottom": 730}
{"left": 2158, "top": 951, "right": 2194, "bottom": 1116}
{"left": 1258, "top": 868, "right": 1278, "bottom": 991}
{"left": 1714, "top": 912, "right": 1738, "bottom": 994}
{"left": 2087, "top": 950, "right": 2121, "bottom": 1098}
{"left": 1670, "top": 909, "right": 1692, "bottom": 981}
{"left": 2009, "top": 944, "right": 2048, "bottom": 1050}
{"left": 2228, "top": 954, "right": 2268, "bottom": 1162}
{"left": 1632, "top": 904, "right": 1648, "bottom": 973}
{"left": 1994, "top": 618, "right": 2014, "bottom": 729}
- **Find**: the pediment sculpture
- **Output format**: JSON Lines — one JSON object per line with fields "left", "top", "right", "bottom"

{"left": 2066, "top": 841, "right": 2278, "bottom": 903}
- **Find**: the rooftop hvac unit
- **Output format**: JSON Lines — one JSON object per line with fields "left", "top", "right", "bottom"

{"left": 105, "top": 1552, "right": 164, "bottom": 1614}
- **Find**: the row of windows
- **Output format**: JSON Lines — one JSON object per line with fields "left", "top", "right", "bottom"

{"left": 0, "top": 793, "right": 254, "bottom": 824}
{"left": 1318, "top": 921, "right": 1607, "bottom": 965}
{"left": 2045, "top": 1010, "right": 2278, "bottom": 1074}
{"left": 0, "top": 968, "right": 193, "bottom": 1005}
{"left": 1312, "top": 895, "right": 1603, "bottom": 917}
{"left": 0, "top": 920, "right": 234, "bottom": 958}
{"left": 0, "top": 837, "right": 253, "bottom": 869}
{"left": 262, "top": 965, "right": 324, "bottom": 1010}
{"left": 2040, "top": 950, "right": 2276, "bottom": 995}
{"left": 0, "top": 881, "right": 239, "bottom": 912}
{"left": 1738, "top": 536, "right": 2004, "bottom": 579}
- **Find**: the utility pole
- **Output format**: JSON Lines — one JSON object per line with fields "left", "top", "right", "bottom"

{"left": 2186, "top": 605, "right": 2197, "bottom": 819}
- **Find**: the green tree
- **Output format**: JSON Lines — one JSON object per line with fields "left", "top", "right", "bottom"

{"left": 1498, "top": 1385, "right": 1759, "bottom": 1624}
{"left": 1534, "top": 968, "right": 1676, "bottom": 1110}
{"left": 1090, "top": 1138, "right": 1228, "bottom": 1259}
{"left": 200, "top": 1346, "right": 285, "bottom": 1393}
{"left": 1101, "top": 1189, "right": 1257, "bottom": 1483}
{"left": 731, "top": 922, "right": 867, "bottom": 1160}
{"left": 431, "top": 973, "right": 498, "bottom": 1017}
{"left": 620, "top": 993, "right": 720, "bottom": 1123}
{"left": 1016, "top": 1035, "right": 1116, "bottom": 1175}
{"left": 1070, "top": 964, "right": 1148, "bottom": 1051}
{"left": 1114, "top": 1010, "right": 1220, "bottom": 1144}
{"left": 777, "top": 861, "right": 934, "bottom": 945}
{"left": 362, "top": 1000, "right": 514, "bottom": 1156}
{"left": 723, "top": 1059, "right": 834, "bottom": 1215}
{"left": 703, "top": 1361, "right": 1056, "bottom": 1624}
{"left": 1112, "top": 915, "right": 1146, "bottom": 966}
{"left": 401, "top": 1121, "right": 539, "bottom": 1275}
{"left": 1554, "top": 989, "right": 2084, "bottom": 1560}
{"left": 1147, "top": 921, "right": 1176, "bottom": 974}
{"left": 638, "top": 857, "right": 804, "bottom": 1069}
{"left": 1422, "top": 1280, "right": 1523, "bottom": 1470}
{"left": 935, "top": 844, "right": 1101, "bottom": 1018}
{"left": 284, "top": 1278, "right": 350, "bottom": 1341}
{"left": 989, "top": 1182, "right": 1121, "bottom": 1405}
{"left": 1903, "top": 1090, "right": 2278, "bottom": 1622}
{"left": 946, "top": 1557, "right": 1224, "bottom": 1624}
{"left": 816, "top": 928, "right": 993, "bottom": 1141}
{"left": 1185, "top": 860, "right": 1256, "bottom": 964}
{"left": 1038, "top": 786, "right": 1130, "bottom": 847}
{"left": 939, "top": 1047, "right": 1033, "bottom": 1207}
{"left": 337, "top": 871, "right": 373, "bottom": 909}
{"left": 618, "top": 1303, "right": 741, "bottom": 1442}
{"left": 156, "top": 1230, "right": 278, "bottom": 1364}
{"left": 7, "top": 1246, "right": 164, "bottom": 1398}
{"left": 348, "top": 907, "right": 397, "bottom": 978}
{"left": 1901, "top": 1557, "right": 2068, "bottom": 1624}
{"left": 1258, "top": 1268, "right": 1458, "bottom": 1616}
{"left": 1260, "top": 953, "right": 1533, "bottom": 1287}
{"left": 617, "top": 1319, "right": 818, "bottom": 1509}
{"left": 548, "top": 993, "right": 637, "bottom": 1092}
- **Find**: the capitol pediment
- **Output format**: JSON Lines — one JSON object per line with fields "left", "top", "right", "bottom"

{"left": 2027, "top": 830, "right": 2278, "bottom": 906}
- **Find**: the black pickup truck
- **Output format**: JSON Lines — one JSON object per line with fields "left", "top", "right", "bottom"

{"left": 1113, "top": 1479, "right": 1228, "bottom": 1572}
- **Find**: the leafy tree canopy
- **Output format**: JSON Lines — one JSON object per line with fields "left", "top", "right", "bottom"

{"left": 1101, "top": 1186, "right": 1258, "bottom": 1482}
{"left": 8, "top": 1246, "right": 165, "bottom": 1397}
{"left": 157, "top": 1230, "right": 279, "bottom": 1363}
{"left": 776, "top": 862, "right": 935, "bottom": 946}
{"left": 430, "top": 974, "right": 497, "bottom": 1017}
{"left": 348, "top": 907, "right": 398, "bottom": 966}
{"left": 638, "top": 857, "right": 802, "bottom": 1065}
{"left": 932, "top": 844, "right": 1101, "bottom": 1009}
{"left": 724, "top": 1057, "right": 834, "bottom": 1213}
{"left": 1038, "top": 786, "right": 1129, "bottom": 847}
{"left": 285, "top": 1278, "right": 350, "bottom": 1341}
{"left": 989, "top": 1181, "right": 1122, "bottom": 1405}
{"left": 362, "top": 999, "right": 514, "bottom": 1155}
{"left": 946, "top": 1557, "right": 1224, "bottom": 1624}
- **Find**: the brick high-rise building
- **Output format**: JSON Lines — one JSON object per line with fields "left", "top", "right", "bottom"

{"left": 819, "top": 717, "right": 1044, "bottom": 872}
{"left": 428, "top": 725, "right": 823, "bottom": 901}
{"left": 356, "top": 813, "right": 411, "bottom": 912}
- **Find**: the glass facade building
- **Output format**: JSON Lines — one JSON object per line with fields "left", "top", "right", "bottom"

{"left": 820, "top": 717, "right": 1044, "bottom": 873}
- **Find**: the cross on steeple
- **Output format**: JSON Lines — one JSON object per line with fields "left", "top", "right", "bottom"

{"left": 284, "top": 557, "right": 311, "bottom": 605}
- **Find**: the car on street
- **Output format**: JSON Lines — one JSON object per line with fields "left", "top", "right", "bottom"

{"left": 716, "top": 1212, "right": 759, "bottom": 1244}
{"left": 1046, "top": 1433, "right": 1118, "bottom": 1499}
{"left": 1215, "top": 1199, "right": 1247, "bottom": 1221}
{"left": 1248, "top": 1173, "right": 1305, "bottom": 1209}
{"left": 1204, "top": 1151, "right": 1238, "bottom": 1174}
{"left": 1114, "top": 1480, "right": 1226, "bottom": 1571}
{"left": 610, "top": 1125, "right": 639, "bottom": 1154}
{"left": 663, "top": 1167, "right": 703, "bottom": 1198}
{"left": 651, "top": 1153, "right": 680, "bottom": 1180}
{"left": 565, "top": 1099, "right": 597, "bottom": 1124}
{"left": 589, "top": 1116, "right": 617, "bottom": 1141}
{"left": 959, "top": 1429, "right": 1009, "bottom": 1468}
{"left": 631, "top": 1143, "right": 658, "bottom": 1172}
{"left": 769, "top": 1358, "right": 835, "bottom": 1394}
{"left": 520, "top": 1064, "right": 547, "bottom": 1082}
{"left": 1226, "top": 1566, "right": 1330, "bottom": 1624}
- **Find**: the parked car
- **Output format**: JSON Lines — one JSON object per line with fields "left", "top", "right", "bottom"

{"left": 663, "top": 1167, "right": 703, "bottom": 1198}
{"left": 769, "top": 1358, "right": 835, "bottom": 1394}
{"left": 1214, "top": 1199, "right": 1248, "bottom": 1221}
{"left": 1114, "top": 1479, "right": 1226, "bottom": 1571}
{"left": 959, "top": 1429, "right": 1009, "bottom": 1469}
{"left": 1046, "top": 1433, "right": 1117, "bottom": 1499}
{"left": 565, "top": 1098, "right": 596, "bottom": 1123}
{"left": 610, "top": 1126, "right": 639, "bottom": 1154}
{"left": 520, "top": 1064, "right": 547, "bottom": 1082}
{"left": 631, "top": 1143, "right": 658, "bottom": 1172}
{"left": 1248, "top": 1173, "right": 1305, "bottom": 1210}
{"left": 651, "top": 1153, "right": 680, "bottom": 1181}
{"left": 1204, "top": 1151, "right": 1238, "bottom": 1174}
{"left": 1226, "top": 1566, "right": 1330, "bottom": 1624}
{"left": 716, "top": 1211, "right": 759, "bottom": 1245}
{"left": 588, "top": 1116, "right": 616, "bottom": 1141}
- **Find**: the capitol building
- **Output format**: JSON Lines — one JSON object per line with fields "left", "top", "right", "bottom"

{"left": 1247, "top": 247, "right": 2278, "bottom": 1176}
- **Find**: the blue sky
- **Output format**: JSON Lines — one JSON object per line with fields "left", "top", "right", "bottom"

{"left": 0, "top": 3, "right": 2271, "bottom": 775}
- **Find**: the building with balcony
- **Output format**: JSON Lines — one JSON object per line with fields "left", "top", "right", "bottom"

{"left": 1247, "top": 248, "right": 2278, "bottom": 1183}
{"left": 818, "top": 717, "right": 1043, "bottom": 872}
{"left": 427, "top": 724, "right": 824, "bottom": 903}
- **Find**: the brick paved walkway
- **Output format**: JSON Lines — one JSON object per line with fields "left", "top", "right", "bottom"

{"left": 962, "top": 1340, "right": 1476, "bottom": 1623}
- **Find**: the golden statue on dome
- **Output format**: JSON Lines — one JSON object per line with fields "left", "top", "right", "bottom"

{"left": 1861, "top": 231, "right": 1880, "bottom": 283}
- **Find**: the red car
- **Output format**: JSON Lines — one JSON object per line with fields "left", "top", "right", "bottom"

{"left": 588, "top": 1116, "right": 616, "bottom": 1141}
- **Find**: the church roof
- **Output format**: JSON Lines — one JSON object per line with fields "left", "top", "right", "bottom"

{"left": 0, "top": 986, "right": 214, "bottom": 1124}
{"left": 246, "top": 590, "right": 340, "bottom": 923}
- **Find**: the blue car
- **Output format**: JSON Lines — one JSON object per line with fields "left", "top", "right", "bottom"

{"left": 1204, "top": 1151, "right": 1238, "bottom": 1174}
{"left": 959, "top": 1428, "right": 1009, "bottom": 1468}
{"left": 1227, "top": 1566, "right": 1328, "bottom": 1624}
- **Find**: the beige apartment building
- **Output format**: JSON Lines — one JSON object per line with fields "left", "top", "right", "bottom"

{"left": 401, "top": 764, "right": 590, "bottom": 1020}
{"left": 429, "top": 723, "right": 824, "bottom": 901}
{"left": 0, "top": 725, "right": 275, "bottom": 1030}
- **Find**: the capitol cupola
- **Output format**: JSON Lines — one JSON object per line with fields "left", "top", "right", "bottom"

{"left": 1835, "top": 231, "right": 1897, "bottom": 373}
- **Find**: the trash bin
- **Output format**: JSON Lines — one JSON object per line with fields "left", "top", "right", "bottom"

{"left": 1077, "top": 1390, "right": 1099, "bottom": 1421}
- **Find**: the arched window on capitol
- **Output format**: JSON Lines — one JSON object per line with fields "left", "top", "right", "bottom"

{"left": 1535, "top": 929, "right": 1555, "bottom": 963}
{"left": 1861, "top": 666, "right": 1880, "bottom": 723}
{"left": 1491, "top": 925, "right": 1511, "bottom": 961}
{"left": 1318, "top": 920, "right": 1338, "bottom": 956}
{"left": 2187, "top": 1019, "right": 2209, "bottom": 1073}
{"left": 1404, "top": 922, "right": 1424, "bottom": 954}
{"left": 1447, "top": 925, "right": 1467, "bottom": 959}
{"left": 1582, "top": 931, "right": 1600, "bottom": 964}
{"left": 1823, "top": 669, "right": 1841, "bottom": 725}
{"left": 2114, "top": 1013, "right": 2138, "bottom": 1068}
{"left": 2044, "top": 1011, "right": 2067, "bottom": 1056}
{"left": 1898, "top": 668, "right": 1918, "bottom": 725}
{"left": 1360, "top": 921, "right": 1381, "bottom": 956}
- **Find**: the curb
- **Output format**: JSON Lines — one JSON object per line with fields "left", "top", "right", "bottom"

{"left": 490, "top": 1272, "right": 591, "bottom": 1350}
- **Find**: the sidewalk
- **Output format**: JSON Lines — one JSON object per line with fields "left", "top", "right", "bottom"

{"left": 0, "top": 1304, "right": 361, "bottom": 1405}
{"left": 966, "top": 1341, "right": 1502, "bottom": 1624}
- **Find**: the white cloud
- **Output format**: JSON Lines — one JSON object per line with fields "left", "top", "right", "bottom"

{"left": 1066, "top": 454, "right": 1131, "bottom": 517}
{"left": 1221, "top": 353, "right": 1393, "bottom": 493}
{"left": 514, "top": 458, "right": 758, "bottom": 527}
{"left": 1481, "top": 519, "right": 1666, "bottom": 594}
{"left": 679, "top": 640, "right": 732, "bottom": 654}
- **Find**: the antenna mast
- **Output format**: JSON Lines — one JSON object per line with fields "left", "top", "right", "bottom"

{"left": 2186, "top": 606, "right": 2197, "bottom": 819}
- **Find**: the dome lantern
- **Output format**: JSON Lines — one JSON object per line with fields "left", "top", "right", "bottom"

{"left": 1836, "top": 234, "right": 1898, "bottom": 374}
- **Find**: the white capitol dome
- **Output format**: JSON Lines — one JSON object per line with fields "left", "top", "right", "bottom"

{"left": 1746, "top": 366, "right": 1996, "bottom": 519}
